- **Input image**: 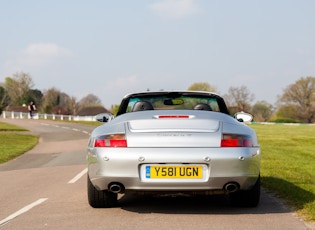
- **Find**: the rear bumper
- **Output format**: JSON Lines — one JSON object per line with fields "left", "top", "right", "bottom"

{"left": 87, "top": 147, "right": 261, "bottom": 193}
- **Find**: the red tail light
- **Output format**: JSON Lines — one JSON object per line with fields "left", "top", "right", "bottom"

{"left": 94, "top": 134, "right": 127, "bottom": 147}
{"left": 221, "top": 134, "right": 253, "bottom": 147}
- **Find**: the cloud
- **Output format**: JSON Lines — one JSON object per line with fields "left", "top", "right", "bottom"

{"left": 149, "top": 0, "right": 202, "bottom": 20}
{"left": 4, "top": 43, "right": 73, "bottom": 72}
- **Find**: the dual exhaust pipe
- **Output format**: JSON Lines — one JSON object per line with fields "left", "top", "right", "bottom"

{"left": 108, "top": 182, "right": 239, "bottom": 194}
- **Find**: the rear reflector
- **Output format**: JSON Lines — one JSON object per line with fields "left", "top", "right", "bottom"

{"left": 221, "top": 134, "right": 253, "bottom": 147}
{"left": 94, "top": 134, "right": 127, "bottom": 147}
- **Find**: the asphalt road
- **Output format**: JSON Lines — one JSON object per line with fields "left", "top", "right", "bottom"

{"left": 0, "top": 118, "right": 313, "bottom": 230}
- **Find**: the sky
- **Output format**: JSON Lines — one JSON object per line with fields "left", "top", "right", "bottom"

{"left": 1, "top": 0, "right": 314, "bottom": 108}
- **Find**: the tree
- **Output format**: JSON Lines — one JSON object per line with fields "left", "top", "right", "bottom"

{"left": 78, "top": 94, "right": 102, "bottom": 108}
{"left": 59, "top": 92, "right": 72, "bottom": 112}
{"left": 224, "top": 85, "right": 254, "bottom": 112}
{"left": 188, "top": 82, "right": 217, "bottom": 92}
{"left": 251, "top": 101, "right": 273, "bottom": 122}
{"left": 24, "top": 89, "right": 43, "bottom": 108}
{"left": 68, "top": 96, "right": 79, "bottom": 115}
{"left": 278, "top": 76, "right": 315, "bottom": 123}
{"left": 41, "top": 87, "right": 60, "bottom": 113}
{"left": 77, "top": 94, "right": 105, "bottom": 116}
{"left": 0, "top": 85, "right": 9, "bottom": 113}
{"left": 5, "top": 72, "right": 34, "bottom": 105}
{"left": 41, "top": 88, "right": 68, "bottom": 114}
{"left": 274, "top": 104, "right": 300, "bottom": 123}
{"left": 41, "top": 88, "right": 80, "bottom": 115}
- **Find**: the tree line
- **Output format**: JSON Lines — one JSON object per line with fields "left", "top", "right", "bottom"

{"left": 0, "top": 72, "right": 104, "bottom": 116}
{"left": 188, "top": 78, "right": 315, "bottom": 123}
{"left": 1, "top": 72, "right": 314, "bottom": 123}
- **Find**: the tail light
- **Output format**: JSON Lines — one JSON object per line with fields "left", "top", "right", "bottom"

{"left": 221, "top": 134, "right": 253, "bottom": 147}
{"left": 94, "top": 134, "right": 127, "bottom": 147}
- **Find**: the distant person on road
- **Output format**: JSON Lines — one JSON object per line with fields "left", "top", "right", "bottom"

{"left": 28, "top": 101, "right": 37, "bottom": 119}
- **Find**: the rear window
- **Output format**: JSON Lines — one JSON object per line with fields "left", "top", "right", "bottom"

{"left": 126, "top": 96, "right": 220, "bottom": 113}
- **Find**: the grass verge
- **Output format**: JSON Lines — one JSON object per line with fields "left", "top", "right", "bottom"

{"left": 250, "top": 124, "right": 315, "bottom": 221}
{"left": 0, "top": 122, "right": 38, "bottom": 164}
{"left": 0, "top": 122, "right": 29, "bottom": 131}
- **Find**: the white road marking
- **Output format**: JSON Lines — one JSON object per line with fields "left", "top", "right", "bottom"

{"left": 68, "top": 168, "right": 88, "bottom": 184}
{"left": 0, "top": 198, "right": 48, "bottom": 226}
{"left": 39, "top": 122, "right": 90, "bottom": 136}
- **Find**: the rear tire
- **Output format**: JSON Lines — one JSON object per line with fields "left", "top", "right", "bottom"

{"left": 87, "top": 175, "right": 117, "bottom": 208}
{"left": 229, "top": 175, "right": 260, "bottom": 207}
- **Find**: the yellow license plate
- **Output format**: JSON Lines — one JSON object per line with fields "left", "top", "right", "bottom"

{"left": 146, "top": 166, "right": 202, "bottom": 179}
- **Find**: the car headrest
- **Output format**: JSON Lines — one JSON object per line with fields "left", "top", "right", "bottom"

{"left": 194, "top": 103, "right": 212, "bottom": 111}
{"left": 132, "top": 101, "right": 154, "bottom": 112}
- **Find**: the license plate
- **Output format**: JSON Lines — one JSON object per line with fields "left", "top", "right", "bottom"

{"left": 146, "top": 165, "right": 203, "bottom": 179}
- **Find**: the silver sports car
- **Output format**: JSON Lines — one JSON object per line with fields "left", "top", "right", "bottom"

{"left": 87, "top": 91, "right": 261, "bottom": 208}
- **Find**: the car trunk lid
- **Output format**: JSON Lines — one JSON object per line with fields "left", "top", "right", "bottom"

{"left": 126, "top": 114, "right": 222, "bottom": 147}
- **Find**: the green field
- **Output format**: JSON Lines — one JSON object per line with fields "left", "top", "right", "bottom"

{"left": 250, "top": 124, "right": 315, "bottom": 221}
{"left": 0, "top": 121, "right": 314, "bottom": 222}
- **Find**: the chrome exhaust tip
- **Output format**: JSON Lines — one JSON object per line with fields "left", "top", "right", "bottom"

{"left": 224, "top": 182, "right": 239, "bottom": 193}
{"left": 108, "top": 183, "right": 125, "bottom": 194}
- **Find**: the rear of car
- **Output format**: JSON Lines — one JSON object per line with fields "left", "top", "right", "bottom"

{"left": 87, "top": 91, "right": 261, "bottom": 208}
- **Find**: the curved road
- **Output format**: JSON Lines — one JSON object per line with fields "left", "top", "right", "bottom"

{"left": 0, "top": 118, "right": 313, "bottom": 230}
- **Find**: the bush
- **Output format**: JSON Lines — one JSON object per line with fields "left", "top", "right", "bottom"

{"left": 270, "top": 117, "right": 299, "bottom": 123}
